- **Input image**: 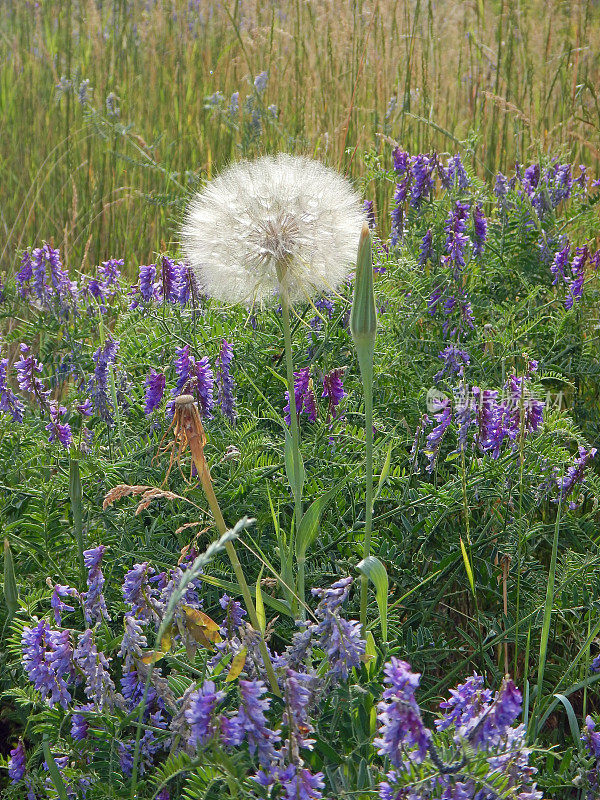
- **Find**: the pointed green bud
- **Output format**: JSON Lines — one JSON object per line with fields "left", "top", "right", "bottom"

{"left": 350, "top": 223, "right": 377, "bottom": 345}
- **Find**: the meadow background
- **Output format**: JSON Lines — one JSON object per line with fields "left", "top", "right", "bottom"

{"left": 2, "top": 1, "right": 600, "bottom": 799}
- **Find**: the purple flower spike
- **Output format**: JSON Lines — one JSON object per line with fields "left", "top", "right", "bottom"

{"left": 15, "top": 344, "right": 50, "bottom": 408}
{"left": 424, "top": 398, "right": 452, "bottom": 472}
{"left": 550, "top": 243, "right": 571, "bottom": 286}
{"left": 139, "top": 264, "right": 157, "bottom": 302}
{"left": 0, "top": 358, "right": 24, "bottom": 422}
{"left": 375, "top": 657, "right": 431, "bottom": 769}
{"left": 556, "top": 445, "right": 597, "bottom": 502}
{"left": 419, "top": 228, "right": 433, "bottom": 267}
{"left": 83, "top": 545, "right": 110, "bottom": 625}
{"left": 186, "top": 680, "right": 225, "bottom": 748}
{"left": 444, "top": 201, "right": 471, "bottom": 273}
{"left": 22, "top": 620, "right": 73, "bottom": 708}
{"left": 473, "top": 205, "right": 488, "bottom": 256}
{"left": 363, "top": 200, "right": 376, "bottom": 230}
{"left": 46, "top": 402, "right": 72, "bottom": 448}
{"left": 51, "top": 584, "right": 78, "bottom": 625}
{"left": 233, "top": 679, "right": 281, "bottom": 765}
{"left": 284, "top": 366, "right": 310, "bottom": 426}
{"left": 8, "top": 740, "right": 26, "bottom": 783}
{"left": 144, "top": 369, "right": 166, "bottom": 415}
{"left": 89, "top": 338, "right": 119, "bottom": 423}
{"left": 322, "top": 368, "right": 346, "bottom": 423}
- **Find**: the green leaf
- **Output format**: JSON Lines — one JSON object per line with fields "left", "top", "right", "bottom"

{"left": 553, "top": 694, "right": 581, "bottom": 745}
{"left": 284, "top": 427, "right": 304, "bottom": 504}
{"left": 42, "top": 737, "right": 69, "bottom": 800}
{"left": 375, "top": 439, "right": 393, "bottom": 500}
{"left": 459, "top": 537, "right": 476, "bottom": 597}
{"left": 3, "top": 538, "right": 18, "bottom": 618}
{"left": 295, "top": 484, "right": 340, "bottom": 561}
{"left": 356, "top": 556, "right": 388, "bottom": 642}
{"left": 255, "top": 569, "right": 266, "bottom": 634}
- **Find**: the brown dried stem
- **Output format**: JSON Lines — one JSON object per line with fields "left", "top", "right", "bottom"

{"left": 171, "top": 395, "right": 280, "bottom": 695}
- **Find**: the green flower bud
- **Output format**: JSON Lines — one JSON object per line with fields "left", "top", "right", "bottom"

{"left": 350, "top": 224, "right": 377, "bottom": 345}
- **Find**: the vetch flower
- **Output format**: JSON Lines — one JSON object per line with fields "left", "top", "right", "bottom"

{"left": 322, "top": 368, "right": 346, "bottom": 422}
{"left": 144, "top": 369, "right": 166, "bottom": 415}
{"left": 46, "top": 403, "right": 72, "bottom": 448}
{"left": 180, "top": 154, "right": 364, "bottom": 306}
{"left": 8, "top": 740, "right": 26, "bottom": 783}
{"left": 472, "top": 205, "right": 488, "bottom": 256}
{"left": 0, "top": 357, "right": 24, "bottom": 422}
{"left": 185, "top": 680, "right": 225, "bottom": 748}
{"left": 375, "top": 657, "right": 431, "bottom": 768}
{"left": 82, "top": 545, "right": 110, "bottom": 625}
{"left": 50, "top": 584, "right": 78, "bottom": 625}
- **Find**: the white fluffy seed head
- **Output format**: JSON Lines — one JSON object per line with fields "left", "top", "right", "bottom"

{"left": 180, "top": 153, "right": 366, "bottom": 306}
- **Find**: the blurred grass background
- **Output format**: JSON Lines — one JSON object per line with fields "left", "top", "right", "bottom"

{"left": 1, "top": 0, "right": 599, "bottom": 275}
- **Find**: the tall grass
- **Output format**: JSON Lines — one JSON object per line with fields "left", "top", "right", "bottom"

{"left": 1, "top": 0, "right": 599, "bottom": 275}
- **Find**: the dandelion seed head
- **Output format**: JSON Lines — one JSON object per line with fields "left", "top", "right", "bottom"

{"left": 181, "top": 154, "right": 365, "bottom": 305}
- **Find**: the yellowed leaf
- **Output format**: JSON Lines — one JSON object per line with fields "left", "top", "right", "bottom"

{"left": 225, "top": 647, "right": 247, "bottom": 682}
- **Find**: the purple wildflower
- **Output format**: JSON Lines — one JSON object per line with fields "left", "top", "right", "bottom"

{"left": 82, "top": 545, "right": 110, "bottom": 625}
{"left": 427, "top": 285, "right": 443, "bottom": 315}
{"left": 583, "top": 715, "right": 600, "bottom": 760}
{"left": 50, "top": 584, "right": 78, "bottom": 625}
{"left": 322, "top": 368, "right": 346, "bottom": 422}
{"left": 468, "top": 678, "right": 522, "bottom": 747}
{"left": 159, "top": 256, "right": 179, "bottom": 303}
{"left": 123, "top": 562, "right": 157, "bottom": 621}
{"left": 278, "top": 765, "right": 325, "bottom": 800}
{"left": 144, "top": 369, "right": 166, "bottom": 415}
{"left": 374, "top": 657, "right": 431, "bottom": 768}
{"left": 283, "top": 668, "right": 315, "bottom": 751}
{"left": 8, "top": 740, "right": 26, "bottom": 783}
{"left": 89, "top": 338, "right": 119, "bottom": 423}
{"left": 185, "top": 680, "right": 225, "bottom": 748}
{"left": 565, "top": 244, "right": 588, "bottom": 310}
{"left": 119, "top": 615, "right": 148, "bottom": 670}
{"left": 71, "top": 706, "right": 92, "bottom": 741}
{"left": 591, "top": 654, "right": 600, "bottom": 674}
{"left": 418, "top": 228, "right": 433, "bottom": 267}
{"left": 220, "top": 594, "right": 246, "bottom": 637}
{"left": 424, "top": 398, "right": 452, "bottom": 472}
{"left": 302, "top": 378, "right": 318, "bottom": 422}
{"left": 22, "top": 620, "right": 73, "bottom": 708}
{"left": 284, "top": 366, "right": 310, "bottom": 426}
{"left": 494, "top": 172, "right": 508, "bottom": 201}
{"left": 363, "top": 200, "right": 376, "bottom": 230}
{"left": 233, "top": 679, "right": 281, "bottom": 765}
{"left": 194, "top": 356, "right": 215, "bottom": 418}
{"left": 311, "top": 576, "right": 365, "bottom": 680}
{"left": 443, "top": 154, "right": 470, "bottom": 191}
{"left": 472, "top": 205, "right": 488, "bottom": 256}
{"left": 139, "top": 264, "right": 157, "bottom": 302}
{"left": 434, "top": 345, "right": 470, "bottom": 383}
{"left": 216, "top": 339, "right": 236, "bottom": 423}
{"left": 173, "top": 345, "right": 195, "bottom": 395}
{"left": 390, "top": 187, "right": 405, "bottom": 246}
{"left": 0, "top": 358, "right": 24, "bottom": 422}
{"left": 73, "top": 629, "right": 115, "bottom": 710}
{"left": 15, "top": 343, "right": 50, "bottom": 407}
{"left": 556, "top": 445, "right": 597, "bottom": 502}
{"left": 550, "top": 243, "right": 570, "bottom": 285}
{"left": 437, "top": 673, "right": 492, "bottom": 731}
{"left": 409, "top": 154, "right": 434, "bottom": 207}
{"left": 46, "top": 402, "right": 72, "bottom": 448}
{"left": 177, "top": 264, "right": 195, "bottom": 306}
{"left": 444, "top": 201, "right": 470, "bottom": 273}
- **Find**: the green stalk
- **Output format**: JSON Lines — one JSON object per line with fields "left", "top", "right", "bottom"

{"left": 529, "top": 495, "right": 562, "bottom": 740}
{"left": 280, "top": 289, "right": 304, "bottom": 613}
{"left": 69, "top": 457, "right": 85, "bottom": 583}
{"left": 350, "top": 224, "right": 377, "bottom": 635}
{"left": 357, "top": 347, "right": 374, "bottom": 633}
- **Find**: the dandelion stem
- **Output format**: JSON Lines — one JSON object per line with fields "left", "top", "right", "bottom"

{"left": 280, "top": 293, "right": 305, "bottom": 615}
{"left": 358, "top": 348, "right": 374, "bottom": 635}
{"left": 174, "top": 397, "right": 280, "bottom": 696}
